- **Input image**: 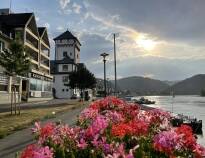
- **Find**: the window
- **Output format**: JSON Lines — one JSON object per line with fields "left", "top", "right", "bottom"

{"left": 30, "top": 78, "right": 42, "bottom": 91}
{"left": 70, "top": 52, "right": 72, "bottom": 56}
{"left": 0, "top": 40, "right": 5, "bottom": 52}
{"left": 62, "top": 65, "right": 68, "bottom": 71}
{"left": 62, "top": 89, "right": 64, "bottom": 92}
{"left": 0, "top": 85, "right": 7, "bottom": 91}
{"left": 44, "top": 81, "right": 52, "bottom": 91}
{"left": 63, "top": 51, "right": 67, "bottom": 57}
{"left": 66, "top": 89, "right": 69, "bottom": 92}
{"left": 62, "top": 76, "right": 69, "bottom": 83}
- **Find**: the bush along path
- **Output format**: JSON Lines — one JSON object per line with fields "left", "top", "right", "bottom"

{"left": 20, "top": 97, "right": 205, "bottom": 158}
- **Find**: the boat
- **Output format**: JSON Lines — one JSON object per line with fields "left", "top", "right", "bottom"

{"left": 171, "top": 114, "right": 203, "bottom": 134}
{"left": 134, "top": 97, "right": 156, "bottom": 105}
{"left": 124, "top": 95, "right": 134, "bottom": 102}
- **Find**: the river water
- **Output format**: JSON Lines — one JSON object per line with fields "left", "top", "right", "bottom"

{"left": 133, "top": 95, "right": 205, "bottom": 146}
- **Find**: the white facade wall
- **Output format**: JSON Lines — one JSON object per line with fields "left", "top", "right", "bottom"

{"left": 56, "top": 39, "right": 75, "bottom": 60}
{"left": 53, "top": 74, "right": 73, "bottom": 98}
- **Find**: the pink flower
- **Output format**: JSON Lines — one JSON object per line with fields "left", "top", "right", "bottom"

{"left": 77, "top": 138, "right": 88, "bottom": 149}
{"left": 153, "top": 130, "right": 181, "bottom": 156}
{"left": 21, "top": 144, "right": 53, "bottom": 158}
{"left": 85, "top": 115, "right": 109, "bottom": 139}
{"left": 194, "top": 144, "right": 205, "bottom": 158}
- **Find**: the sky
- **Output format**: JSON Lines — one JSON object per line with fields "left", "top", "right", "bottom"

{"left": 1, "top": 0, "right": 205, "bottom": 81}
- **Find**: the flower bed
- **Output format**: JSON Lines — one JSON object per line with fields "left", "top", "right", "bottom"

{"left": 21, "top": 97, "right": 205, "bottom": 158}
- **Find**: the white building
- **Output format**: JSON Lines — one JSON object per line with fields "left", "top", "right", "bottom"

{"left": 51, "top": 30, "right": 81, "bottom": 98}
{"left": 0, "top": 9, "right": 53, "bottom": 104}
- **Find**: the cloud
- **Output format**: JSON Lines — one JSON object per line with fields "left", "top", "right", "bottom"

{"left": 36, "top": 16, "right": 40, "bottom": 22}
{"left": 58, "top": 0, "right": 70, "bottom": 10}
{"left": 56, "top": 26, "right": 64, "bottom": 31}
{"left": 72, "top": 2, "right": 82, "bottom": 14}
{"left": 44, "top": 22, "right": 50, "bottom": 29}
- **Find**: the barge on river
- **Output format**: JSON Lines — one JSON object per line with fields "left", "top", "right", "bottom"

{"left": 171, "top": 114, "right": 202, "bottom": 134}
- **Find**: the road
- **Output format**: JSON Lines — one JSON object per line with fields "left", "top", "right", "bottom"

{"left": 0, "top": 103, "right": 86, "bottom": 158}
{"left": 0, "top": 99, "right": 76, "bottom": 113}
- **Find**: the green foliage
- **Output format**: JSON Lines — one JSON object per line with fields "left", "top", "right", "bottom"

{"left": 0, "top": 39, "right": 31, "bottom": 76}
{"left": 68, "top": 64, "right": 96, "bottom": 91}
{"left": 200, "top": 89, "right": 205, "bottom": 96}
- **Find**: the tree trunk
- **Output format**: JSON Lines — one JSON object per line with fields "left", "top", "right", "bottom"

{"left": 14, "top": 86, "right": 17, "bottom": 115}
{"left": 10, "top": 87, "right": 13, "bottom": 115}
{"left": 18, "top": 91, "right": 21, "bottom": 115}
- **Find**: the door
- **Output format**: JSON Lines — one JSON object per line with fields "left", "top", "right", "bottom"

{"left": 21, "top": 80, "right": 28, "bottom": 101}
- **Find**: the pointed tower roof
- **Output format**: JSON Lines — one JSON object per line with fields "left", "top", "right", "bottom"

{"left": 54, "top": 30, "right": 81, "bottom": 45}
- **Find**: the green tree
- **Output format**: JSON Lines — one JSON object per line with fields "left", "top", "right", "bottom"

{"left": 0, "top": 39, "right": 31, "bottom": 115}
{"left": 67, "top": 64, "right": 96, "bottom": 100}
{"left": 200, "top": 89, "right": 205, "bottom": 97}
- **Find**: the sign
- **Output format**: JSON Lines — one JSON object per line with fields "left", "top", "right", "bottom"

{"left": 30, "top": 72, "right": 53, "bottom": 82}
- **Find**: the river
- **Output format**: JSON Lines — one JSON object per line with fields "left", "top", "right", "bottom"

{"left": 133, "top": 95, "right": 205, "bottom": 146}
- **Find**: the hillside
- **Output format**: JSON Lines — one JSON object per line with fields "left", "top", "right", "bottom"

{"left": 162, "top": 74, "right": 205, "bottom": 95}
{"left": 116, "top": 76, "right": 169, "bottom": 95}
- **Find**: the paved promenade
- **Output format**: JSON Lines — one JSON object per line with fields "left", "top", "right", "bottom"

{"left": 0, "top": 99, "right": 75, "bottom": 113}
{"left": 0, "top": 103, "right": 86, "bottom": 158}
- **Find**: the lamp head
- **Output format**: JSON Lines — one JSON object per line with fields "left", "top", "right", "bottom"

{"left": 100, "top": 52, "right": 109, "bottom": 58}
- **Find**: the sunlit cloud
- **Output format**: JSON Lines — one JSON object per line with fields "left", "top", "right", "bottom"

{"left": 135, "top": 34, "right": 157, "bottom": 51}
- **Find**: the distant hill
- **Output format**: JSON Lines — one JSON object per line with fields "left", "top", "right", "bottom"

{"left": 96, "top": 74, "right": 205, "bottom": 96}
{"left": 162, "top": 74, "right": 205, "bottom": 95}
{"left": 116, "top": 76, "right": 169, "bottom": 95}
{"left": 163, "top": 80, "right": 179, "bottom": 86}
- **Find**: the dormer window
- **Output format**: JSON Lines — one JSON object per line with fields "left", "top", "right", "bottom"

{"left": 63, "top": 51, "right": 67, "bottom": 58}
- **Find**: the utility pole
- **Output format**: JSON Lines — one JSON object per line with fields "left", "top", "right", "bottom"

{"left": 113, "top": 33, "right": 117, "bottom": 96}
{"left": 9, "top": 0, "right": 13, "bottom": 13}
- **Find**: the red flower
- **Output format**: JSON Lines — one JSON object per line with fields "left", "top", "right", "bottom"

{"left": 111, "top": 120, "right": 148, "bottom": 138}
{"left": 175, "top": 125, "right": 196, "bottom": 150}
{"left": 111, "top": 123, "right": 131, "bottom": 138}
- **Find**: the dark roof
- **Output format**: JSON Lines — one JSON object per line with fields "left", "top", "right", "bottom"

{"left": 54, "top": 30, "right": 76, "bottom": 40}
{"left": 50, "top": 58, "right": 77, "bottom": 74}
{"left": 38, "top": 27, "right": 45, "bottom": 37}
{"left": 55, "top": 57, "right": 75, "bottom": 64}
{"left": 54, "top": 30, "right": 81, "bottom": 45}
{"left": 0, "top": 13, "right": 33, "bottom": 28}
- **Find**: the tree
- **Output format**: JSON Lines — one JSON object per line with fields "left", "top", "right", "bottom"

{"left": 67, "top": 64, "right": 96, "bottom": 100}
{"left": 0, "top": 39, "right": 31, "bottom": 115}
{"left": 200, "top": 89, "right": 205, "bottom": 97}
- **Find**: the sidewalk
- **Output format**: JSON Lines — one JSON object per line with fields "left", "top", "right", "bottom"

{"left": 0, "top": 103, "right": 86, "bottom": 158}
{"left": 0, "top": 99, "right": 75, "bottom": 113}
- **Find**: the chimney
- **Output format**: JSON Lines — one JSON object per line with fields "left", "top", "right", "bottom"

{"left": 0, "top": 8, "right": 10, "bottom": 15}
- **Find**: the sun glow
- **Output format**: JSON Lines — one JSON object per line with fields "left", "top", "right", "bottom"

{"left": 136, "top": 35, "right": 156, "bottom": 51}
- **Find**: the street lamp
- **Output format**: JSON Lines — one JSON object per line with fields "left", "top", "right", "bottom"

{"left": 100, "top": 52, "right": 109, "bottom": 97}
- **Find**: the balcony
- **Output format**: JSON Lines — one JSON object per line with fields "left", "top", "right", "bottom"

{"left": 40, "top": 55, "right": 49, "bottom": 68}
{"left": 26, "top": 46, "right": 38, "bottom": 62}
{"left": 26, "top": 33, "right": 39, "bottom": 51}
{"left": 41, "top": 44, "right": 49, "bottom": 57}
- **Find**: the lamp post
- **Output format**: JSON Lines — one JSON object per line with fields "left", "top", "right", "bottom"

{"left": 100, "top": 52, "right": 109, "bottom": 97}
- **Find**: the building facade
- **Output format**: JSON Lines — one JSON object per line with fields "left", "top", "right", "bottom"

{"left": 51, "top": 30, "right": 81, "bottom": 98}
{"left": 0, "top": 9, "right": 53, "bottom": 103}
